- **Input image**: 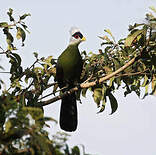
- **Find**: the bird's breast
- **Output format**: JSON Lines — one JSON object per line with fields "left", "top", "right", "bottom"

{"left": 58, "top": 46, "right": 82, "bottom": 82}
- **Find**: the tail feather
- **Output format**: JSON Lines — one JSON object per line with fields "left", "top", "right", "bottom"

{"left": 60, "top": 92, "right": 77, "bottom": 132}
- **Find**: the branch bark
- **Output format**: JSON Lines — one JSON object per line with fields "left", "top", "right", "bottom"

{"left": 37, "top": 56, "right": 137, "bottom": 107}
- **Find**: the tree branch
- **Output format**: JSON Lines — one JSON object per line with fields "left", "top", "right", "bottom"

{"left": 115, "top": 69, "right": 149, "bottom": 78}
{"left": 37, "top": 56, "right": 138, "bottom": 107}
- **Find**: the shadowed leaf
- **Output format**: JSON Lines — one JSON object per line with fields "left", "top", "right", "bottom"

{"left": 93, "top": 88, "right": 102, "bottom": 107}
{"left": 108, "top": 93, "right": 118, "bottom": 114}
{"left": 20, "top": 13, "right": 31, "bottom": 20}
{"left": 125, "top": 29, "right": 144, "bottom": 47}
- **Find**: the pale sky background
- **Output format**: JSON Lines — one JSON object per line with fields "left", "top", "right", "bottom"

{"left": 1, "top": 0, "right": 156, "bottom": 155}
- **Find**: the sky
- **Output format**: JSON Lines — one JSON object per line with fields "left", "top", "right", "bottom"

{"left": 1, "top": 0, "right": 156, "bottom": 155}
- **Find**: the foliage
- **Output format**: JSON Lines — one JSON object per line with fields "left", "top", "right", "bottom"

{"left": 79, "top": 8, "right": 156, "bottom": 113}
{"left": 0, "top": 9, "right": 92, "bottom": 155}
{"left": 0, "top": 7, "right": 155, "bottom": 154}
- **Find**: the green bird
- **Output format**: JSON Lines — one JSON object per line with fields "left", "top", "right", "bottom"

{"left": 56, "top": 27, "right": 86, "bottom": 132}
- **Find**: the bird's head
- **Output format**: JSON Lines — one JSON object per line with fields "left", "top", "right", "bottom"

{"left": 69, "top": 27, "right": 86, "bottom": 45}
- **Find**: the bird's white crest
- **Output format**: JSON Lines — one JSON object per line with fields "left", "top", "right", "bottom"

{"left": 69, "top": 27, "right": 80, "bottom": 35}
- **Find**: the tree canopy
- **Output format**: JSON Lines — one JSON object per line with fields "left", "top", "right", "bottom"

{"left": 0, "top": 7, "right": 155, "bottom": 154}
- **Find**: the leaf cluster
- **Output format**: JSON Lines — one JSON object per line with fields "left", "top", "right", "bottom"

{"left": 0, "top": 7, "right": 156, "bottom": 154}
{"left": 79, "top": 8, "right": 156, "bottom": 113}
{"left": 0, "top": 9, "right": 92, "bottom": 155}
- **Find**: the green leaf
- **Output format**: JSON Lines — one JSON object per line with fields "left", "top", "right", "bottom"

{"left": 11, "top": 53, "right": 22, "bottom": 66}
{"left": 33, "top": 52, "right": 38, "bottom": 59}
{"left": 5, "top": 31, "right": 14, "bottom": 50}
{"left": 24, "top": 76, "right": 29, "bottom": 84}
{"left": 108, "top": 93, "right": 118, "bottom": 114}
{"left": 0, "top": 101, "right": 5, "bottom": 125}
{"left": 21, "top": 24, "right": 30, "bottom": 33}
{"left": 39, "top": 117, "right": 57, "bottom": 123}
{"left": 16, "top": 27, "right": 26, "bottom": 45}
{"left": 0, "top": 22, "right": 8, "bottom": 27}
{"left": 101, "top": 84, "right": 107, "bottom": 101}
{"left": 7, "top": 8, "right": 14, "bottom": 21}
{"left": 124, "top": 29, "right": 144, "bottom": 47}
{"left": 22, "top": 107, "right": 44, "bottom": 120}
{"left": 142, "top": 83, "right": 149, "bottom": 99}
{"left": 128, "top": 23, "right": 144, "bottom": 31}
{"left": 71, "top": 146, "right": 80, "bottom": 155}
{"left": 9, "top": 53, "right": 23, "bottom": 80}
{"left": 104, "top": 29, "right": 112, "bottom": 37}
{"left": 81, "top": 88, "right": 88, "bottom": 97}
{"left": 113, "top": 58, "right": 121, "bottom": 70}
{"left": 53, "top": 83, "right": 58, "bottom": 94}
{"left": 96, "top": 84, "right": 107, "bottom": 113}
{"left": 98, "top": 35, "right": 111, "bottom": 42}
{"left": 104, "top": 29, "right": 115, "bottom": 42}
{"left": 103, "top": 66, "right": 112, "bottom": 74}
{"left": 141, "top": 75, "right": 148, "bottom": 87}
{"left": 5, "top": 119, "right": 12, "bottom": 133}
{"left": 109, "top": 77, "right": 115, "bottom": 87}
{"left": 149, "top": 6, "right": 156, "bottom": 13}
{"left": 42, "top": 56, "right": 53, "bottom": 69}
{"left": 93, "top": 88, "right": 102, "bottom": 107}
{"left": 97, "top": 100, "right": 106, "bottom": 113}
{"left": 20, "top": 13, "right": 31, "bottom": 20}
{"left": 11, "top": 79, "right": 21, "bottom": 88}
{"left": 34, "top": 67, "right": 44, "bottom": 74}
{"left": 6, "top": 32, "right": 14, "bottom": 45}
{"left": 151, "top": 76, "right": 156, "bottom": 95}
{"left": 9, "top": 8, "right": 13, "bottom": 15}
{"left": 88, "top": 51, "right": 93, "bottom": 55}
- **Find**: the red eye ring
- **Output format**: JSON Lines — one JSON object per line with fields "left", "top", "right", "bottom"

{"left": 74, "top": 35, "right": 79, "bottom": 39}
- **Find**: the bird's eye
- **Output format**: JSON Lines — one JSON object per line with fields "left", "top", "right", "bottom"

{"left": 72, "top": 32, "right": 83, "bottom": 39}
{"left": 74, "top": 35, "right": 79, "bottom": 39}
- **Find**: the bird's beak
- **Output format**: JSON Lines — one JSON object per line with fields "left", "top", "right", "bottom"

{"left": 81, "top": 36, "right": 86, "bottom": 41}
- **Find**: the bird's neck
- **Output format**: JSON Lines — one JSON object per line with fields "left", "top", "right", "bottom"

{"left": 66, "top": 44, "right": 79, "bottom": 53}
{"left": 68, "top": 41, "right": 80, "bottom": 46}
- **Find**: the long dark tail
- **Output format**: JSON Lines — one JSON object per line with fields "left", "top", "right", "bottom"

{"left": 60, "top": 92, "right": 77, "bottom": 132}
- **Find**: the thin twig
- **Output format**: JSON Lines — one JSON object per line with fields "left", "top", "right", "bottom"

{"left": 0, "top": 52, "right": 6, "bottom": 54}
{"left": 46, "top": 82, "right": 57, "bottom": 88}
{"left": 38, "top": 86, "right": 67, "bottom": 100}
{"left": 115, "top": 69, "right": 149, "bottom": 78}
{"left": 83, "top": 73, "right": 94, "bottom": 83}
{"left": 38, "top": 92, "right": 54, "bottom": 100}
{"left": 0, "top": 21, "right": 20, "bottom": 28}
{"left": 16, "top": 148, "right": 30, "bottom": 154}
{"left": 0, "top": 46, "right": 5, "bottom": 52}
{"left": 0, "top": 72, "right": 10, "bottom": 74}
{"left": 25, "top": 80, "right": 34, "bottom": 91}
{"left": 29, "top": 59, "right": 39, "bottom": 69}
